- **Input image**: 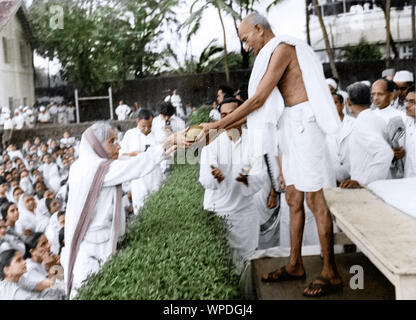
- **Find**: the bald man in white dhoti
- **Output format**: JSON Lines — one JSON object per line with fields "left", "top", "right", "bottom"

{"left": 200, "top": 13, "right": 342, "bottom": 297}
{"left": 62, "top": 122, "right": 185, "bottom": 298}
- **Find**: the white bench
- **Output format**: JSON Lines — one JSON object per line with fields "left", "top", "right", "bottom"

{"left": 324, "top": 188, "right": 416, "bottom": 300}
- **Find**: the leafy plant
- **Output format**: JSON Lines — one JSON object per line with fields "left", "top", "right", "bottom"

{"left": 189, "top": 105, "right": 212, "bottom": 125}
{"left": 344, "top": 37, "right": 383, "bottom": 62}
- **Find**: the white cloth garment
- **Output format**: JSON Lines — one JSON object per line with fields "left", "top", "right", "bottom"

{"left": 120, "top": 128, "right": 163, "bottom": 213}
{"left": 254, "top": 167, "right": 280, "bottom": 250}
{"left": 349, "top": 109, "right": 394, "bottom": 186}
{"left": 15, "top": 196, "right": 38, "bottom": 237}
{"left": 60, "top": 137, "right": 76, "bottom": 147}
{"left": 209, "top": 109, "right": 221, "bottom": 121}
{"left": 404, "top": 116, "right": 416, "bottom": 178}
{"left": 12, "top": 114, "right": 25, "bottom": 130}
{"left": 0, "top": 280, "right": 64, "bottom": 300}
{"left": 57, "top": 105, "right": 68, "bottom": 124}
{"left": 45, "top": 213, "right": 62, "bottom": 255}
{"left": 38, "top": 112, "right": 51, "bottom": 123}
{"left": 3, "top": 117, "right": 13, "bottom": 130}
{"left": 326, "top": 115, "right": 355, "bottom": 183}
{"left": 199, "top": 130, "right": 267, "bottom": 272}
{"left": 152, "top": 115, "right": 186, "bottom": 143}
{"left": 247, "top": 36, "right": 340, "bottom": 159}
{"left": 373, "top": 103, "right": 407, "bottom": 126}
{"left": 62, "top": 130, "right": 167, "bottom": 298}
{"left": 34, "top": 199, "right": 51, "bottom": 234}
{"left": 41, "top": 163, "right": 61, "bottom": 193}
{"left": 67, "top": 106, "right": 76, "bottom": 122}
{"left": 367, "top": 178, "right": 416, "bottom": 219}
{"left": 20, "top": 259, "right": 49, "bottom": 291}
{"left": 115, "top": 104, "right": 131, "bottom": 121}
{"left": 279, "top": 102, "right": 336, "bottom": 192}
{"left": 20, "top": 177, "right": 34, "bottom": 195}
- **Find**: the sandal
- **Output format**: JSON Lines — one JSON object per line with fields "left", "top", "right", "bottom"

{"left": 261, "top": 266, "right": 306, "bottom": 283}
{"left": 303, "top": 276, "right": 343, "bottom": 297}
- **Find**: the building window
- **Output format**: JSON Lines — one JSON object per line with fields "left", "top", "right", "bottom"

{"left": 20, "top": 42, "right": 28, "bottom": 66}
{"left": 2, "top": 37, "right": 9, "bottom": 64}
{"left": 400, "top": 45, "right": 413, "bottom": 60}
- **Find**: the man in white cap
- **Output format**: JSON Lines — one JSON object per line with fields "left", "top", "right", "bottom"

{"left": 326, "top": 78, "right": 338, "bottom": 94}
{"left": 24, "top": 108, "right": 36, "bottom": 128}
{"left": 382, "top": 68, "right": 396, "bottom": 81}
{"left": 12, "top": 110, "right": 24, "bottom": 130}
{"left": 393, "top": 70, "right": 414, "bottom": 112}
{"left": 37, "top": 106, "right": 51, "bottom": 125}
{"left": 0, "top": 107, "right": 11, "bottom": 127}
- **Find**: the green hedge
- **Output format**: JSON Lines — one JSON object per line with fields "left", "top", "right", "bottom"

{"left": 75, "top": 164, "right": 240, "bottom": 300}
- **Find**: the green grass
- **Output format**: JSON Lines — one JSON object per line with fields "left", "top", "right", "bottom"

{"left": 75, "top": 164, "right": 240, "bottom": 300}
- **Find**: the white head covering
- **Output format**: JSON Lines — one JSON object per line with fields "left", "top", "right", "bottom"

{"left": 360, "top": 80, "right": 371, "bottom": 87}
{"left": 326, "top": 78, "right": 338, "bottom": 90}
{"left": 382, "top": 68, "right": 396, "bottom": 78}
{"left": 39, "top": 106, "right": 46, "bottom": 112}
{"left": 393, "top": 71, "right": 414, "bottom": 83}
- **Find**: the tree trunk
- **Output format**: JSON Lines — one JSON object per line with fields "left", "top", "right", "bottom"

{"left": 385, "top": 0, "right": 391, "bottom": 67}
{"left": 306, "top": 0, "right": 311, "bottom": 45}
{"left": 216, "top": 3, "right": 231, "bottom": 85}
{"left": 313, "top": 0, "right": 339, "bottom": 79}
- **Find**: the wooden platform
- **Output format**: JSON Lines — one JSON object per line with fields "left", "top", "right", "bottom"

{"left": 325, "top": 188, "right": 416, "bottom": 299}
{"left": 252, "top": 253, "right": 395, "bottom": 300}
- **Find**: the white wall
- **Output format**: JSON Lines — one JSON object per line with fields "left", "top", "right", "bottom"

{"left": 310, "top": 6, "right": 415, "bottom": 61}
{"left": 0, "top": 13, "right": 35, "bottom": 110}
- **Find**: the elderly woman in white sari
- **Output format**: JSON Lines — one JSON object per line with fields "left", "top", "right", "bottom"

{"left": 62, "top": 121, "right": 187, "bottom": 298}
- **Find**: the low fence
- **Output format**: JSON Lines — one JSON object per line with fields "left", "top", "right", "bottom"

{"left": 0, "top": 120, "right": 137, "bottom": 150}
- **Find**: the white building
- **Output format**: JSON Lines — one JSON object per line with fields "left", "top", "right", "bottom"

{"left": 0, "top": 0, "right": 35, "bottom": 110}
{"left": 310, "top": 0, "right": 415, "bottom": 63}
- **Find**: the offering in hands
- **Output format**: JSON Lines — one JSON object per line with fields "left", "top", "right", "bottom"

{"left": 185, "top": 125, "right": 204, "bottom": 142}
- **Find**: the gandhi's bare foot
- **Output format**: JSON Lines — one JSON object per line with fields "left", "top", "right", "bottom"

{"left": 303, "top": 275, "right": 343, "bottom": 297}
{"left": 261, "top": 265, "right": 306, "bottom": 283}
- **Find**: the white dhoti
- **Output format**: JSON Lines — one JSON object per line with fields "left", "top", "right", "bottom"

{"left": 279, "top": 194, "right": 320, "bottom": 248}
{"left": 279, "top": 101, "right": 333, "bottom": 192}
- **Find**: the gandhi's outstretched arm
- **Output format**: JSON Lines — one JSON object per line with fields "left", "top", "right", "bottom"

{"left": 209, "top": 44, "right": 292, "bottom": 131}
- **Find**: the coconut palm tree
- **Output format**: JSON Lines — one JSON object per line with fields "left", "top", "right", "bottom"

{"left": 181, "top": 0, "right": 242, "bottom": 85}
